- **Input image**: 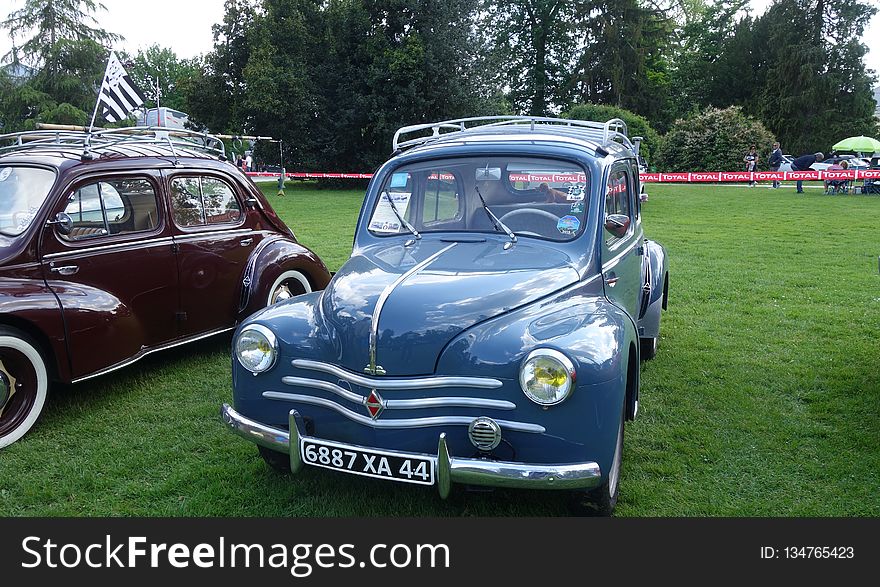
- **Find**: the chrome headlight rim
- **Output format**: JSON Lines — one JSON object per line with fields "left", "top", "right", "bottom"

{"left": 519, "top": 348, "right": 577, "bottom": 406}
{"left": 235, "top": 323, "right": 278, "bottom": 374}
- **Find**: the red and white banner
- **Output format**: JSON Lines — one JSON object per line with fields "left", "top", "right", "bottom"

{"left": 639, "top": 170, "right": 880, "bottom": 183}
{"left": 248, "top": 169, "right": 880, "bottom": 183}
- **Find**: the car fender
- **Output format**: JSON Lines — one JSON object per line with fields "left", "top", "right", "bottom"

{"left": 637, "top": 238, "right": 668, "bottom": 339}
{"left": 0, "top": 280, "right": 69, "bottom": 381}
{"left": 238, "top": 236, "right": 331, "bottom": 317}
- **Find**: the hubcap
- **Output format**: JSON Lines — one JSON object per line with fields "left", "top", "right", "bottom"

{"left": 271, "top": 284, "right": 293, "bottom": 304}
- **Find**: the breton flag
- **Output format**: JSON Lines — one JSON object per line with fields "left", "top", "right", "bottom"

{"left": 97, "top": 52, "right": 145, "bottom": 123}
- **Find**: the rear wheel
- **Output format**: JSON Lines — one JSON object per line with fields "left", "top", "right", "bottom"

{"left": 0, "top": 327, "right": 49, "bottom": 449}
{"left": 639, "top": 336, "right": 658, "bottom": 360}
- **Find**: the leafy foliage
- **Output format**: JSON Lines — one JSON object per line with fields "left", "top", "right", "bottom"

{"left": 566, "top": 102, "right": 660, "bottom": 162}
{"left": 656, "top": 106, "right": 776, "bottom": 171}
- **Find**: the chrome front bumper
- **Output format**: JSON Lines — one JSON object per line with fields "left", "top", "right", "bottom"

{"left": 221, "top": 403, "right": 602, "bottom": 497}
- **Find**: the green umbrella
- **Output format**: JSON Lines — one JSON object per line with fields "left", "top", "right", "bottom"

{"left": 831, "top": 135, "right": 880, "bottom": 154}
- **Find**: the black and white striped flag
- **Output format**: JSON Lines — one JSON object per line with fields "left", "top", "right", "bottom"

{"left": 98, "top": 52, "right": 145, "bottom": 123}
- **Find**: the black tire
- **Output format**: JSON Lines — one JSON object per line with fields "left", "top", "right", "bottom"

{"left": 639, "top": 336, "right": 658, "bottom": 360}
{"left": 0, "top": 326, "right": 50, "bottom": 449}
{"left": 258, "top": 445, "right": 291, "bottom": 473}
{"left": 570, "top": 407, "right": 624, "bottom": 516}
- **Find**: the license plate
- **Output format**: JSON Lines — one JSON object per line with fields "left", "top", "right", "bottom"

{"left": 300, "top": 438, "right": 435, "bottom": 486}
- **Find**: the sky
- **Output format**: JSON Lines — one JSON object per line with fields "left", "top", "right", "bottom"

{"left": 0, "top": 0, "right": 877, "bottom": 78}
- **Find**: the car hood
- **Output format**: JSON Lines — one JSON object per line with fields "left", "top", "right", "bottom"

{"left": 319, "top": 239, "right": 581, "bottom": 376}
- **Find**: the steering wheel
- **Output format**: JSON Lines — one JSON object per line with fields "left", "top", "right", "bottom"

{"left": 497, "top": 208, "right": 561, "bottom": 237}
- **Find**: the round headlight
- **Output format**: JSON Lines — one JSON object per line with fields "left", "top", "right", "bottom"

{"left": 236, "top": 324, "right": 278, "bottom": 374}
{"left": 519, "top": 348, "right": 576, "bottom": 406}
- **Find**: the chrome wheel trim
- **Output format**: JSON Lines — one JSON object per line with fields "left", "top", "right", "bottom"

{"left": 267, "top": 270, "right": 311, "bottom": 306}
{"left": 0, "top": 336, "right": 48, "bottom": 449}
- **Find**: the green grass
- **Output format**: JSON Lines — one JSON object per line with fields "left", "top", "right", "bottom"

{"left": 0, "top": 182, "right": 878, "bottom": 516}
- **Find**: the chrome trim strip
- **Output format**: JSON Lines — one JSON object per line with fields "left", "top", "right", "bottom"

{"left": 368, "top": 243, "right": 457, "bottom": 374}
{"left": 174, "top": 228, "right": 256, "bottom": 242}
{"left": 276, "top": 379, "right": 516, "bottom": 410}
{"left": 71, "top": 326, "right": 234, "bottom": 383}
{"left": 220, "top": 404, "right": 601, "bottom": 496}
{"left": 43, "top": 236, "right": 174, "bottom": 260}
{"left": 260, "top": 393, "right": 544, "bottom": 433}
{"left": 291, "top": 359, "right": 502, "bottom": 390}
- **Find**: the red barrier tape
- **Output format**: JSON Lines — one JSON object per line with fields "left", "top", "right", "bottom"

{"left": 246, "top": 170, "right": 880, "bottom": 182}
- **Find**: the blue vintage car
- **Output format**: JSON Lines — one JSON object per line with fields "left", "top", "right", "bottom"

{"left": 221, "top": 116, "right": 669, "bottom": 515}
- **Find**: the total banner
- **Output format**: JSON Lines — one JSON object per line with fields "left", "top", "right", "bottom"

{"left": 248, "top": 170, "right": 880, "bottom": 183}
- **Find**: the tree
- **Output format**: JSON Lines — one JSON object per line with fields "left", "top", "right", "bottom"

{"left": 656, "top": 106, "right": 776, "bottom": 171}
{"left": 122, "top": 46, "right": 199, "bottom": 112}
{"left": 566, "top": 1, "right": 674, "bottom": 128}
{"left": 2, "top": 0, "right": 120, "bottom": 67}
{"left": 757, "top": 0, "right": 878, "bottom": 155}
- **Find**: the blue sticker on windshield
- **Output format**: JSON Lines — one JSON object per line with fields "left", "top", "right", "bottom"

{"left": 390, "top": 173, "right": 409, "bottom": 188}
{"left": 569, "top": 200, "right": 585, "bottom": 214}
{"left": 557, "top": 215, "right": 580, "bottom": 235}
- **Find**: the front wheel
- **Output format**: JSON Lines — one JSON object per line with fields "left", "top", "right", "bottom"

{"left": 0, "top": 327, "right": 49, "bottom": 449}
{"left": 267, "top": 270, "right": 312, "bottom": 306}
{"left": 570, "top": 407, "right": 624, "bottom": 516}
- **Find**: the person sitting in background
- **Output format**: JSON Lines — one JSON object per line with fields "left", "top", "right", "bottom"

{"left": 790, "top": 152, "right": 824, "bottom": 194}
{"left": 824, "top": 160, "right": 849, "bottom": 195}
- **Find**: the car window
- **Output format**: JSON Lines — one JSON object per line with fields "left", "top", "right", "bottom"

{"left": 63, "top": 178, "right": 159, "bottom": 241}
{"left": 171, "top": 176, "right": 241, "bottom": 228}
{"left": 604, "top": 166, "right": 632, "bottom": 243}
{"left": 0, "top": 166, "right": 56, "bottom": 237}
{"left": 367, "top": 157, "right": 590, "bottom": 242}
{"left": 423, "top": 171, "right": 461, "bottom": 224}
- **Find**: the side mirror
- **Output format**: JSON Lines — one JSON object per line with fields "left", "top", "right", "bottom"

{"left": 47, "top": 212, "right": 73, "bottom": 235}
{"left": 604, "top": 214, "right": 630, "bottom": 238}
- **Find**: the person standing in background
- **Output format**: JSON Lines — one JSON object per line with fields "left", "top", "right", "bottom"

{"left": 743, "top": 145, "right": 759, "bottom": 187}
{"left": 768, "top": 142, "right": 783, "bottom": 189}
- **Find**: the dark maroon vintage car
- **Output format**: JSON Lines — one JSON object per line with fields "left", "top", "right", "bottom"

{"left": 0, "top": 128, "right": 330, "bottom": 447}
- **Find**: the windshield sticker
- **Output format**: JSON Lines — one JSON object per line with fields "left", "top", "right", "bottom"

{"left": 557, "top": 215, "right": 580, "bottom": 235}
{"left": 390, "top": 173, "right": 409, "bottom": 188}
{"left": 369, "top": 192, "right": 412, "bottom": 233}
{"left": 0, "top": 168, "right": 11, "bottom": 181}
{"left": 569, "top": 200, "right": 585, "bottom": 214}
{"left": 566, "top": 184, "right": 586, "bottom": 201}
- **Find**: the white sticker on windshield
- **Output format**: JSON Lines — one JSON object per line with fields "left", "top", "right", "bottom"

{"left": 369, "top": 192, "right": 412, "bottom": 233}
{"left": 0, "top": 168, "right": 11, "bottom": 181}
{"left": 566, "top": 184, "right": 586, "bottom": 201}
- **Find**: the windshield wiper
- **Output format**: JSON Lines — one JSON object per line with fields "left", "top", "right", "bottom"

{"left": 382, "top": 190, "right": 420, "bottom": 241}
{"left": 474, "top": 185, "right": 516, "bottom": 246}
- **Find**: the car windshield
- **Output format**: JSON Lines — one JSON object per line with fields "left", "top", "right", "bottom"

{"left": 0, "top": 166, "right": 56, "bottom": 236}
{"left": 367, "top": 157, "right": 590, "bottom": 242}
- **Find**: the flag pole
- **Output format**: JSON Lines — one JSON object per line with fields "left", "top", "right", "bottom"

{"left": 83, "top": 54, "right": 112, "bottom": 159}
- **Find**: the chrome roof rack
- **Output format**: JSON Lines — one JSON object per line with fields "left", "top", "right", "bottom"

{"left": 392, "top": 116, "right": 632, "bottom": 152}
{"left": 0, "top": 125, "right": 228, "bottom": 161}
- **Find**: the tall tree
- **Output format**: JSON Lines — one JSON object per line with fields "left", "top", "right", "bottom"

{"left": 122, "top": 46, "right": 200, "bottom": 112}
{"left": 758, "top": 0, "right": 878, "bottom": 154}
{"left": 479, "top": 0, "right": 589, "bottom": 115}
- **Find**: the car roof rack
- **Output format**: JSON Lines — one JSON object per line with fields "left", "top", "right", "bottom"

{"left": 0, "top": 125, "right": 228, "bottom": 161}
{"left": 392, "top": 116, "right": 633, "bottom": 153}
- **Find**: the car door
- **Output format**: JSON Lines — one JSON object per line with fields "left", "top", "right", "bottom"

{"left": 40, "top": 172, "right": 179, "bottom": 379}
{"left": 167, "top": 172, "right": 260, "bottom": 336}
{"left": 601, "top": 161, "right": 642, "bottom": 319}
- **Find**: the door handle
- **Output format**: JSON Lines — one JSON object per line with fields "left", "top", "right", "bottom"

{"left": 240, "top": 237, "right": 253, "bottom": 247}
{"left": 604, "top": 275, "right": 619, "bottom": 287}
{"left": 50, "top": 265, "right": 79, "bottom": 276}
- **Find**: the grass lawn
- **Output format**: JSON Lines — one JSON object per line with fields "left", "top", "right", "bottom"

{"left": 0, "top": 181, "right": 878, "bottom": 516}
